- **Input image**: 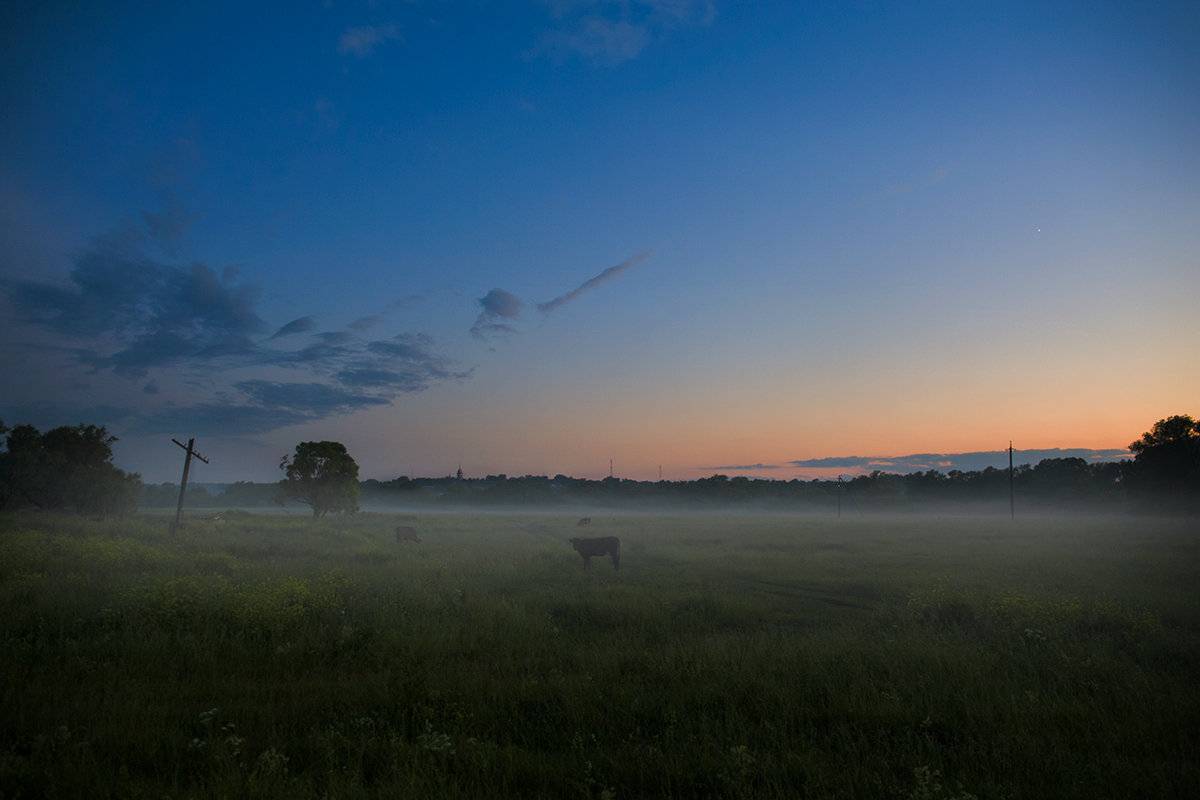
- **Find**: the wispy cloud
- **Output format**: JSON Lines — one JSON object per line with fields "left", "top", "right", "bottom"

{"left": 124, "top": 332, "right": 471, "bottom": 437}
{"left": 537, "top": 250, "right": 650, "bottom": 314}
{"left": 2, "top": 232, "right": 264, "bottom": 378}
{"left": 468, "top": 251, "right": 650, "bottom": 342}
{"left": 0, "top": 229, "right": 471, "bottom": 436}
{"left": 352, "top": 332, "right": 472, "bottom": 391}
{"left": 238, "top": 379, "right": 391, "bottom": 416}
{"left": 545, "top": 17, "right": 649, "bottom": 64}
{"left": 269, "top": 316, "right": 316, "bottom": 339}
{"left": 538, "top": 1, "right": 715, "bottom": 64}
{"left": 470, "top": 288, "right": 525, "bottom": 341}
{"left": 349, "top": 294, "right": 423, "bottom": 331}
{"left": 263, "top": 328, "right": 472, "bottom": 394}
{"left": 337, "top": 23, "right": 399, "bottom": 58}
{"left": 860, "top": 164, "right": 955, "bottom": 206}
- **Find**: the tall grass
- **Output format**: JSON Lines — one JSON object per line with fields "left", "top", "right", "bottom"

{"left": 2, "top": 511, "right": 1197, "bottom": 798}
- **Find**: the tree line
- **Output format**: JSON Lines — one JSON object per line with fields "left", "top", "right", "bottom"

{"left": 349, "top": 457, "right": 1132, "bottom": 512}
{"left": 143, "top": 415, "right": 1198, "bottom": 515}
{"left": 4, "top": 415, "right": 1197, "bottom": 517}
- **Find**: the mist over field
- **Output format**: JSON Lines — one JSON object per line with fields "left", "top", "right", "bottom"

{"left": 139, "top": 460, "right": 1155, "bottom": 519}
{"left": 2, "top": 510, "right": 1197, "bottom": 797}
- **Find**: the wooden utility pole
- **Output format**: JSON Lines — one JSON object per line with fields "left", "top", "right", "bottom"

{"left": 171, "top": 438, "right": 209, "bottom": 532}
{"left": 1009, "top": 441, "right": 1015, "bottom": 520}
{"left": 837, "top": 475, "right": 843, "bottom": 518}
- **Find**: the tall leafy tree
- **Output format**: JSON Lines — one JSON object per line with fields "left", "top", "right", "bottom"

{"left": 279, "top": 441, "right": 360, "bottom": 518}
{"left": 0, "top": 422, "right": 141, "bottom": 516}
{"left": 1128, "top": 415, "right": 1200, "bottom": 454}
{"left": 1126, "top": 414, "right": 1200, "bottom": 510}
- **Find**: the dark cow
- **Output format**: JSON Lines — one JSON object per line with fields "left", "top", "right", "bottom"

{"left": 576, "top": 517, "right": 592, "bottom": 527}
{"left": 569, "top": 536, "right": 620, "bottom": 570}
{"left": 396, "top": 525, "right": 421, "bottom": 543}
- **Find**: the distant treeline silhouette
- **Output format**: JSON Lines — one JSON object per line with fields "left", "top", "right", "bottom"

{"left": 4, "top": 415, "right": 1194, "bottom": 516}
{"left": 143, "top": 450, "right": 1196, "bottom": 515}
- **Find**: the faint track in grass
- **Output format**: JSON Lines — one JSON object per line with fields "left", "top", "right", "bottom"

{"left": 738, "top": 578, "right": 879, "bottom": 610}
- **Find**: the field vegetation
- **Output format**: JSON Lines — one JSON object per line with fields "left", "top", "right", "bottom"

{"left": 1, "top": 511, "right": 1197, "bottom": 798}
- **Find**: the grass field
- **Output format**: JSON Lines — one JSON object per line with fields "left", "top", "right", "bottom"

{"left": 1, "top": 510, "right": 1197, "bottom": 798}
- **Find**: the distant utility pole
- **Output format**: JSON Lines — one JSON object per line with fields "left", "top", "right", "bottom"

{"left": 1009, "top": 441, "right": 1015, "bottom": 520}
{"left": 837, "top": 475, "right": 843, "bottom": 518}
{"left": 610, "top": 459, "right": 614, "bottom": 479}
{"left": 171, "top": 437, "right": 209, "bottom": 533}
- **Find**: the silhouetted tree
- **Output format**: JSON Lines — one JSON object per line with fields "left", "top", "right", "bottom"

{"left": 1126, "top": 414, "right": 1200, "bottom": 510}
{"left": 0, "top": 422, "right": 140, "bottom": 516}
{"left": 279, "top": 441, "right": 360, "bottom": 518}
{"left": 1129, "top": 415, "right": 1200, "bottom": 454}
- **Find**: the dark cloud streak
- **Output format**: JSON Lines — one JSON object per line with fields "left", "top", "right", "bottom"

{"left": 537, "top": 250, "right": 650, "bottom": 315}
{"left": 269, "top": 316, "right": 316, "bottom": 339}
{"left": 789, "top": 448, "right": 1130, "bottom": 474}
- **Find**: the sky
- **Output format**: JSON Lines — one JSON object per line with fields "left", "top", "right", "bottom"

{"left": 1, "top": 1, "right": 1197, "bottom": 485}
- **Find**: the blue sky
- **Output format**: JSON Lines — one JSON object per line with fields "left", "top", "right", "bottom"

{"left": 2, "top": 1, "right": 1197, "bottom": 484}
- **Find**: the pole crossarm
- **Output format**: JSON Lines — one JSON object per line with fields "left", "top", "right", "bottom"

{"left": 172, "top": 438, "right": 210, "bottom": 464}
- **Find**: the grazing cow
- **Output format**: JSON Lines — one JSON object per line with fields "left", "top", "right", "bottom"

{"left": 576, "top": 517, "right": 592, "bottom": 527}
{"left": 569, "top": 536, "right": 620, "bottom": 570}
{"left": 396, "top": 525, "right": 421, "bottom": 543}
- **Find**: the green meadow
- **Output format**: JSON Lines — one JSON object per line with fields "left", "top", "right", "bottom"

{"left": 1, "top": 511, "right": 1197, "bottom": 799}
